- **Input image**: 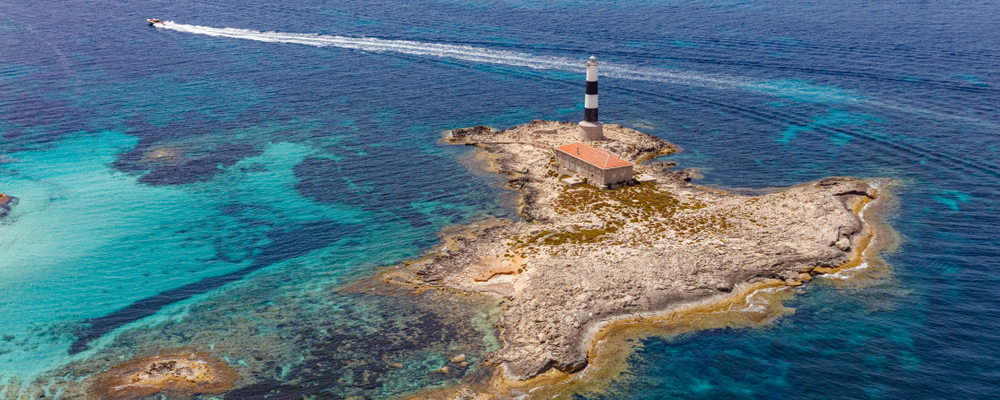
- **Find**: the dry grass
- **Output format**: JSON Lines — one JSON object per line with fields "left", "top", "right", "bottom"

{"left": 513, "top": 183, "right": 760, "bottom": 251}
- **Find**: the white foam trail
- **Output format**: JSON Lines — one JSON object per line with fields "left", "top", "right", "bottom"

{"left": 155, "top": 21, "right": 745, "bottom": 89}
{"left": 825, "top": 260, "right": 869, "bottom": 280}
{"left": 728, "top": 286, "right": 784, "bottom": 313}
{"left": 823, "top": 179, "right": 883, "bottom": 280}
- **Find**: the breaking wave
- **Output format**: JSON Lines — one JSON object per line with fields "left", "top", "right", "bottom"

{"left": 824, "top": 179, "right": 885, "bottom": 280}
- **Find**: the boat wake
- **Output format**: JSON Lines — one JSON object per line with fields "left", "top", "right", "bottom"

{"left": 153, "top": 21, "right": 749, "bottom": 90}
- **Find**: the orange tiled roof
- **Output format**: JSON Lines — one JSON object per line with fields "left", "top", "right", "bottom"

{"left": 555, "top": 142, "right": 632, "bottom": 169}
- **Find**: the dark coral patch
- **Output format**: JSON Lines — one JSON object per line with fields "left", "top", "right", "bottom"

{"left": 112, "top": 139, "right": 264, "bottom": 186}
{"left": 293, "top": 156, "right": 353, "bottom": 205}
{"left": 71, "top": 219, "right": 350, "bottom": 354}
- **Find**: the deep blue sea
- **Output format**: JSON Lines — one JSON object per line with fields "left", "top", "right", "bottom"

{"left": 1, "top": 0, "right": 998, "bottom": 398}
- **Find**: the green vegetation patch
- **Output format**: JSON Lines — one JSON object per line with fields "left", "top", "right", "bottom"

{"left": 545, "top": 183, "right": 743, "bottom": 243}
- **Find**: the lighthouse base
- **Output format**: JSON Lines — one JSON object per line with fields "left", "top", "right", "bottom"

{"left": 578, "top": 121, "right": 605, "bottom": 141}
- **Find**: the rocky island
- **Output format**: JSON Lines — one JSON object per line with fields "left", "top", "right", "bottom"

{"left": 85, "top": 350, "right": 240, "bottom": 400}
{"left": 381, "top": 120, "right": 879, "bottom": 382}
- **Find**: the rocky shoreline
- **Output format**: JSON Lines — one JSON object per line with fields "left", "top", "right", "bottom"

{"left": 387, "top": 120, "right": 879, "bottom": 382}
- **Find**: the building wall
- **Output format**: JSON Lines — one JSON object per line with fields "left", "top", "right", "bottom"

{"left": 601, "top": 165, "right": 633, "bottom": 187}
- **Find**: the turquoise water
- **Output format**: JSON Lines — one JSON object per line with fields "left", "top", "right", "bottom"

{"left": 1, "top": 0, "right": 998, "bottom": 398}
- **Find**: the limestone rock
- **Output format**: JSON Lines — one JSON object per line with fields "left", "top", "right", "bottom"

{"left": 453, "top": 388, "right": 489, "bottom": 400}
{"left": 812, "top": 266, "right": 835, "bottom": 274}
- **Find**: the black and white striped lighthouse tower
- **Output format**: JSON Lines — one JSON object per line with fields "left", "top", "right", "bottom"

{"left": 578, "top": 55, "right": 606, "bottom": 140}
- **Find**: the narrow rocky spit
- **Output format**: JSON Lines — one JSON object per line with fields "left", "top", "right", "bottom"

{"left": 393, "top": 120, "right": 878, "bottom": 381}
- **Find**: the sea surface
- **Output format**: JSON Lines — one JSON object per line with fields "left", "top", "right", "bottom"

{"left": 1, "top": 0, "right": 998, "bottom": 398}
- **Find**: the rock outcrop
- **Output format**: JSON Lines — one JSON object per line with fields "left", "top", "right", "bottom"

{"left": 86, "top": 350, "right": 240, "bottom": 400}
{"left": 0, "top": 193, "right": 15, "bottom": 219}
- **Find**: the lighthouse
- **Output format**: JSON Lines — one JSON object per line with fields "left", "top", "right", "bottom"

{"left": 578, "top": 55, "right": 605, "bottom": 140}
